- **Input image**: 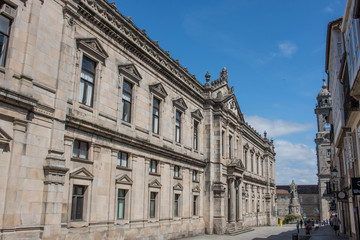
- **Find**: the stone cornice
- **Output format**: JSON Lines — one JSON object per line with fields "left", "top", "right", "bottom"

{"left": 65, "top": 114, "right": 206, "bottom": 168}
{"left": 69, "top": 0, "right": 205, "bottom": 100}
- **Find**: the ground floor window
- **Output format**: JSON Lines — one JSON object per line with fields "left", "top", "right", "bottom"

{"left": 150, "top": 192, "right": 157, "bottom": 218}
{"left": 117, "top": 189, "right": 127, "bottom": 219}
{"left": 71, "top": 185, "right": 85, "bottom": 221}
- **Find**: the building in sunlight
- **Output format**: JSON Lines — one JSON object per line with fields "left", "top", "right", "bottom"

{"left": 0, "top": 0, "right": 276, "bottom": 239}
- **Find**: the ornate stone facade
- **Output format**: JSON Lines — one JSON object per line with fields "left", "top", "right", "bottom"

{"left": 0, "top": 0, "right": 277, "bottom": 239}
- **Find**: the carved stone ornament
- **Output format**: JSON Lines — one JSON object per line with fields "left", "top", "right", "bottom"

{"left": 116, "top": 174, "right": 133, "bottom": 185}
{"left": 192, "top": 185, "right": 201, "bottom": 192}
{"left": 149, "top": 82, "right": 168, "bottom": 99}
{"left": 119, "top": 63, "right": 142, "bottom": 84}
{"left": 173, "top": 182, "right": 183, "bottom": 191}
{"left": 149, "top": 179, "right": 162, "bottom": 188}
{"left": 173, "top": 97, "right": 188, "bottom": 112}
{"left": 76, "top": 38, "right": 108, "bottom": 61}
{"left": 191, "top": 109, "right": 203, "bottom": 121}
{"left": 243, "top": 143, "right": 250, "bottom": 150}
{"left": 69, "top": 167, "right": 94, "bottom": 181}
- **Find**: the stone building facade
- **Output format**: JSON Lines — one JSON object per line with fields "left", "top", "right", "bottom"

{"left": 0, "top": 0, "right": 277, "bottom": 239}
{"left": 277, "top": 183, "right": 320, "bottom": 221}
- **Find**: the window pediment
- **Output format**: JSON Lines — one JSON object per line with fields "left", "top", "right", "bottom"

{"left": 192, "top": 185, "right": 200, "bottom": 192}
{"left": 0, "top": 127, "right": 12, "bottom": 151}
{"left": 191, "top": 109, "right": 203, "bottom": 121}
{"left": 70, "top": 167, "right": 94, "bottom": 181}
{"left": 116, "top": 174, "right": 133, "bottom": 185}
{"left": 173, "top": 97, "right": 188, "bottom": 112}
{"left": 76, "top": 38, "right": 108, "bottom": 62}
{"left": 243, "top": 143, "right": 249, "bottom": 150}
{"left": 173, "top": 182, "right": 183, "bottom": 191}
{"left": 119, "top": 63, "right": 142, "bottom": 85}
{"left": 149, "top": 179, "right": 162, "bottom": 188}
{"left": 149, "top": 83, "right": 168, "bottom": 99}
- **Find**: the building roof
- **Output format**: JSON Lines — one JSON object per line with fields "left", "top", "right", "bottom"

{"left": 276, "top": 185, "right": 318, "bottom": 194}
{"left": 276, "top": 189, "right": 290, "bottom": 195}
{"left": 325, "top": 17, "right": 342, "bottom": 73}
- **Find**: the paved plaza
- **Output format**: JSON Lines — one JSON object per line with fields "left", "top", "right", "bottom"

{"left": 181, "top": 225, "right": 349, "bottom": 240}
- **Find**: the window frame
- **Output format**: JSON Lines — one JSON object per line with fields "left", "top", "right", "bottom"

{"left": 71, "top": 185, "right": 86, "bottom": 221}
{"left": 117, "top": 151, "right": 128, "bottom": 168}
{"left": 193, "top": 120, "right": 199, "bottom": 150}
{"left": 0, "top": 13, "right": 12, "bottom": 67}
{"left": 121, "top": 79, "right": 133, "bottom": 123}
{"left": 72, "top": 139, "right": 89, "bottom": 160}
{"left": 149, "top": 159, "right": 158, "bottom": 174}
{"left": 174, "top": 193, "right": 181, "bottom": 218}
{"left": 79, "top": 56, "right": 96, "bottom": 107}
{"left": 192, "top": 170, "right": 198, "bottom": 182}
{"left": 175, "top": 110, "right": 181, "bottom": 143}
{"left": 152, "top": 97, "right": 160, "bottom": 134}
{"left": 149, "top": 191, "right": 158, "bottom": 219}
{"left": 193, "top": 195, "right": 198, "bottom": 216}
{"left": 117, "top": 189, "right": 127, "bottom": 220}
{"left": 174, "top": 165, "right": 181, "bottom": 179}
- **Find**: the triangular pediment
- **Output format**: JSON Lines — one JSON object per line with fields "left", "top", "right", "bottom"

{"left": 76, "top": 38, "right": 108, "bottom": 60}
{"left": 149, "top": 179, "right": 162, "bottom": 188}
{"left": 223, "top": 94, "right": 244, "bottom": 122}
{"left": 0, "top": 127, "right": 11, "bottom": 151}
{"left": 70, "top": 167, "right": 94, "bottom": 180}
{"left": 173, "top": 97, "right": 188, "bottom": 112}
{"left": 173, "top": 182, "right": 183, "bottom": 190}
{"left": 149, "top": 83, "right": 168, "bottom": 99}
{"left": 191, "top": 109, "right": 203, "bottom": 121}
{"left": 192, "top": 185, "right": 200, "bottom": 192}
{"left": 119, "top": 63, "right": 142, "bottom": 84}
{"left": 116, "top": 174, "right": 133, "bottom": 185}
{"left": 243, "top": 143, "right": 250, "bottom": 150}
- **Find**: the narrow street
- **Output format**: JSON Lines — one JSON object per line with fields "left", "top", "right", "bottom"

{"left": 182, "top": 225, "right": 349, "bottom": 240}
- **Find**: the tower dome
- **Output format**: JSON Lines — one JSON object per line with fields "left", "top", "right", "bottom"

{"left": 317, "top": 79, "right": 331, "bottom": 100}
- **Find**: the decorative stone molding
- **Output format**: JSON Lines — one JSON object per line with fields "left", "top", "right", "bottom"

{"left": 173, "top": 97, "right": 188, "bottom": 112}
{"left": 0, "top": 127, "right": 12, "bottom": 152}
{"left": 191, "top": 109, "right": 203, "bottom": 121}
{"left": 119, "top": 63, "right": 142, "bottom": 85}
{"left": 192, "top": 185, "right": 200, "bottom": 192}
{"left": 76, "top": 38, "right": 108, "bottom": 62}
{"left": 173, "top": 182, "right": 183, "bottom": 191}
{"left": 149, "top": 179, "right": 162, "bottom": 188}
{"left": 116, "top": 174, "right": 133, "bottom": 185}
{"left": 212, "top": 182, "right": 225, "bottom": 198}
{"left": 149, "top": 82, "right": 168, "bottom": 99}
{"left": 69, "top": 167, "right": 94, "bottom": 181}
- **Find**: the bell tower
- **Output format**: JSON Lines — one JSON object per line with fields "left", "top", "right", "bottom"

{"left": 314, "top": 79, "right": 332, "bottom": 222}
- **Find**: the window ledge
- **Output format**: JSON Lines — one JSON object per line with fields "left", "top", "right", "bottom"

{"left": 79, "top": 104, "right": 93, "bottom": 112}
{"left": 192, "top": 180, "right": 199, "bottom": 183}
{"left": 121, "top": 121, "right": 132, "bottom": 128}
{"left": 71, "top": 157, "right": 93, "bottom": 164}
{"left": 116, "top": 166, "right": 132, "bottom": 171}
{"left": 149, "top": 172, "right": 160, "bottom": 176}
{"left": 115, "top": 219, "right": 130, "bottom": 225}
{"left": 173, "top": 176, "right": 182, "bottom": 180}
{"left": 0, "top": 66, "right": 5, "bottom": 74}
{"left": 152, "top": 133, "right": 160, "bottom": 139}
{"left": 68, "top": 221, "right": 89, "bottom": 228}
{"left": 175, "top": 143, "right": 182, "bottom": 147}
{"left": 148, "top": 218, "right": 159, "bottom": 223}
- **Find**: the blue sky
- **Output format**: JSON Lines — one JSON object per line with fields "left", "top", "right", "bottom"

{"left": 114, "top": 0, "right": 346, "bottom": 184}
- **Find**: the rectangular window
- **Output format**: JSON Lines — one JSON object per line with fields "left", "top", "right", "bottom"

{"left": 174, "top": 165, "right": 180, "bottom": 178}
{"left": 229, "top": 135, "right": 232, "bottom": 158}
{"left": 192, "top": 170, "right": 198, "bottom": 181}
{"left": 222, "top": 131, "right": 225, "bottom": 157}
{"left": 150, "top": 192, "right": 157, "bottom": 218}
{"left": 326, "top": 182, "right": 331, "bottom": 194}
{"left": 71, "top": 185, "right": 85, "bottom": 221}
{"left": 175, "top": 110, "right": 181, "bottom": 143}
{"left": 152, "top": 98, "right": 160, "bottom": 134}
{"left": 174, "top": 194, "right": 180, "bottom": 217}
{"left": 72, "top": 139, "right": 89, "bottom": 159}
{"left": 193, "top": 120, "right": 199, "bottom": 150}
{"left": 299, "top": 196, "right": 303, "bottom": 203}
{"left": 117, "top": 189, "right": 126, "bottom": 219}
{"left": 193, "top": 195, "right": 198, "bottom": 216}
{"left": 149, "top": 159, "right": 158, "bottom": 173}
{"left": 79, "top": 56, "right": 96, "bottom": 107}
{"left": 122, "top": 80, "right": 132, "bottom": 122}
{"left": 244, "top": 150, "right": 247, "bottom": 169}
{"left": 117, "top": 152, "right": 128, "bottom": 168}
{"left": 0, "top": 14, "right": 11, "bottom": 67}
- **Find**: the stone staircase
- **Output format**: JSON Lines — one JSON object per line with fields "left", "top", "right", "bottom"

{"left": 224, "top": 225, "right": 254, "bottom": 236}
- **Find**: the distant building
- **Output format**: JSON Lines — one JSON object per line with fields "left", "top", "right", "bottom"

{"left": 276, "top": 182, "right": 319, "bottom": 221}
{"left": 0, "top": 0, "right": 277, "bottom": 239}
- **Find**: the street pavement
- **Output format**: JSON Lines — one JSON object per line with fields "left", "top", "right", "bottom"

{"left": 181, "top": 224, "right": 349, "bottom": 240}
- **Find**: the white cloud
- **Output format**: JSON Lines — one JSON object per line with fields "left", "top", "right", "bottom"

{"left": 278, "top": 41, "right": 298, "bottom": 57}
{"left": 274, "top": 140, "right": 318, "bottom": 185}
{"left": 324, "top": 6, "right": 334, "bottom": 13}
{"left": 245, "top": 115, "right": 313, "bottom": 138}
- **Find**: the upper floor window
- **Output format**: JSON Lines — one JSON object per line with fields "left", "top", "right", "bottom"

{"left": 192, "top": 170, "right": 198, "bottom": 182}
{"left": 152, "top": 97, "right": 160, "bottom": 134}
{"left": 117, "top": 151, "right": 128, "bottom": 168}
{"left": 174, "top": 194, "right": 180, "bottom": 217}
{"left": 193, "top": 120, "right": 199, "bottom": 150}
{"left": 0, "top": 11, "right": 12, "bottom": 67}
{"left": 72, "top": 139, "right": 89, "bottom": 160}
{"left": 117, "top": 189, "right": 127, "bottom": 219}
{"left": 149, "top": 159, "right": 158, "bottom": 174}
{"left": 193, "top": 195, "right": 198, "bottom": 216}
{"left": 174, "top": 165, "right": 180, "bottom": 178}
{"left": 150, "top": 192, "right": 157, "bottom": 218}
{"left": 229, "top": 135, "right": 233, "bottom": 159}
{"left": 79, "top": 56, "right": 96, "bottom": 107}
{"left": 175, "top": 110, "right": 181, "bottom": 143}
{"left": 122, "top": 80, "right": 132, "bottom": 122}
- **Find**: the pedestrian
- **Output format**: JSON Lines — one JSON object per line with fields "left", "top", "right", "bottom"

{"left": 300, "top": 219, "right": 303, "bottom": 229}
{"left": 305, "top": 220, "right": 312, "bottom": 235}
{"left": 296, "top": 220, "right": 300, "bottom": 233}
{"left": 332, "top": 214, "right": 341, "bottom": 236}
